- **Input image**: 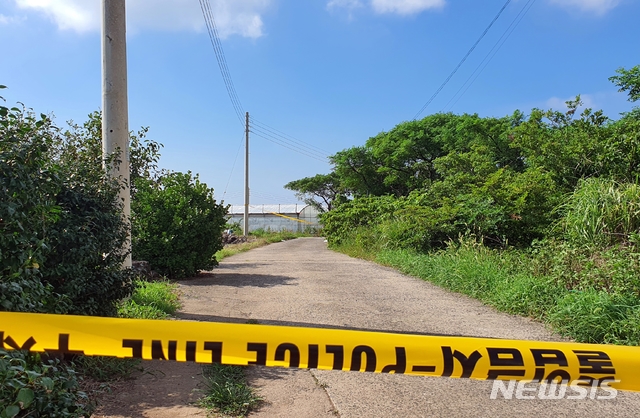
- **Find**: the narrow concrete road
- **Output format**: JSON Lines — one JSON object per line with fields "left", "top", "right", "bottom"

{"left": 177, "top": 237, "right": 640, "bottom": 417}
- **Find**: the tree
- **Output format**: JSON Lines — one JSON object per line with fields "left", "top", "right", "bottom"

{"left": 511, "top": 96, "right": 611, "bottom": 191}
{"left": 609, "top": 65, "right": 640, "bottom": 102}
{"left": 318, "top": 113, "right": 523, "bottom": 199}
{"left": 284, "top": 173, "right": 345, "bottom": 212}
{"left": 63, "top": 111, "right": 164, "bottom": 198}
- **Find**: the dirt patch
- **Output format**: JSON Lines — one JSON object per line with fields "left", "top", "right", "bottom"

{"left": 93, "top": 361, "right": 206, "bottom": 418}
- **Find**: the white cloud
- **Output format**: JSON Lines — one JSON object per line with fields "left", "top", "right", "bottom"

{"left": 327, "top": 0, "right": 444, "bottom": 16}
{"left": 13, "top": 0, "right": 270, "bottom": 37}
{"left": 370, "top": 0, "right": 445, "bottom": 15}
{"left": 0, "top": 13, "right": 25, "bottom": 25}
{"left": 327, "top": 0, "right": 364, "bottom": 10}
{"left": 548, "top": 0, "right": 620, "bottom": 15}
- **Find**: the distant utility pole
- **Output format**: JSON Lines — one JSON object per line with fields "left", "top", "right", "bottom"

{"left": 244, "top": 112, "right": 250, "bottom": 237}
{"left": 102, "top": 0, "right": 131, "bottom": 267}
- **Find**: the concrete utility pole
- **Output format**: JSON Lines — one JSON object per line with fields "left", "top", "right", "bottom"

{"left": 244, "top": 112, "right": 250, "bottom": 237}
{"left": 102, "top": 0, "right": 131, "bottom": 267}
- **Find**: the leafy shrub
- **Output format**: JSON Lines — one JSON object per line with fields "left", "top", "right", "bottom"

{"left": 132, "top": 172, "right": 227, "bottom": 278}
{"left": 0, "top": 350, "right": 93, "bottom": 418}
{"left": 0, "top": 104, "right": 65, "bottom": 314}
{"left": 320, "top": 195, "right": 397, "bottom": 246}
{"left": 0, "top": 95, "right": 132, "bottom": 317}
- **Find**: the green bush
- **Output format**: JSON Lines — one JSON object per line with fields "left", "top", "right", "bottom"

{"left": 320, "top": 195, "right": 397, "bottom": 247}
{"left": 0, "top": 103, "right": 64, "bottom": 314}
{"left": 0, "top": 350, "right": 93, "bottom": 418}
{"left": 0, "top": 96, "right": 132, "bottom": 316}
{"left": 132, "top": 172, "right": 227, "bottom": 279}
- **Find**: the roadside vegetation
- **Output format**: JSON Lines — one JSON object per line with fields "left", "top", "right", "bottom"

{"left": 198, "top": 363, "right": 262, "bottom": 417}
{"left": 118, "top": 279, "right": 182, "bottom": 320}
{"left": 216, "top": 227, "right": 318, "bottom": 261}
{"left": 288, "top": 65, "right": 640, "bottom": 346}
{"left": 0, "top": 84, "right": 222, "bottom": 416}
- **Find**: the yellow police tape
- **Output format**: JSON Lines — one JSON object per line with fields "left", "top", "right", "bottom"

{"left": 268, "top": 212, "right": 314, "bottom": 224}
{"left": 1, "top": 312, "right": 639, "bottom": 392}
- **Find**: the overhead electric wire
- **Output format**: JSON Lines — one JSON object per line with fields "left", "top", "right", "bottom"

{"left": 249, "top": 128, "right": 328, "bottom": 161}
{"left": 249, "top": 127, "right": 329, "bottom": 162}
{"left": 224, "top": 190, "right": 295, "bottom": 203}
{"left": 249, "top": 123, "right": 329, "bottom": 159}
{"left": 199, "top": 0, "right": 245, "bottom": 124}
{"left": 442, "top": 0, "right": 537, "bottom": 111}
{"left": 199, "top": 1, "right": 332, "bottom": 164}
{"left": 201, "top": 0, "right": 244, "bottom": 121}
{"left": 251, "top": 118, "right": 331, "bottom": 155}
{"left": 249, "top": 122, "right": 329, "bottom": 160}
{"left": 221, "top": 133, "right": 246, "bottom": 202}
{"left": 413, "top": 0, "right": 513, "bottom": 120}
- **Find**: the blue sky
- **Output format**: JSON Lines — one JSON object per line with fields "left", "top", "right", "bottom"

{"left": 1, "top": 0, "right": 638, "bottom": 205}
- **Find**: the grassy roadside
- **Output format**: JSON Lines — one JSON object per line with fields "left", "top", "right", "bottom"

{"left": 333, "top": 239, "right": 640, "bottom": 346}
{"left": 216, "top": 230, "right": 315, "bottom": 262}
{"left": 117, "top": 279, "right": 181, "bottom": 319}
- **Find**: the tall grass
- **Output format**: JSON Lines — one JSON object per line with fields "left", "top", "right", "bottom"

{"left": 548, "top": 289, "right": 640, "bottom": 345}
{"left": 376, "top": 240, "right": 563, "bottom": 320}
{"left": 559, "top": 178, "right": 640, "bottom": 247}
{"left": 335, "top": 235, "right": 640, "bottom": 346}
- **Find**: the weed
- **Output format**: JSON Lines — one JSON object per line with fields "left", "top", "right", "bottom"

{"left": 558, "top": 178, "right": 640, "bottom": 247}
{"left": 198, "top": 363, "right": 262, "bottom": 417}
{"left": 548, "top": 289, "right": 640, "bottom": 345}
{"left": 118, "top": 279, "right": 181, "bottom": 319}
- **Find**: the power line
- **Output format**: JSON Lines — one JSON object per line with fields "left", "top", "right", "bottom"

{"left": 250, "top": 128, "right": 329, "bottom": 162}
{"left": 198, "top": 0, "right": 244, "bottom": 124}
{"left": 224, "top": 189, "right": 298, "bottom": 203}
{"left": 413, "top": 0, "right": 513, "bottom": 120}
{"left": 199, "top": 1, "right": 332, "bottom": 164}
{"left": 251, "top": 118, "right": 331, "bottom": 155}
{"left": 443, "top": 0, "right": 537, "bottom": 111}
{"left": 249, "top": 122, "right": 330, "bottom": 160}
{"left": 221, "top": 132, "right": 245, "bottom": 202}
{"left": 249, "top": 123, "right": 329, "bottom": 159}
